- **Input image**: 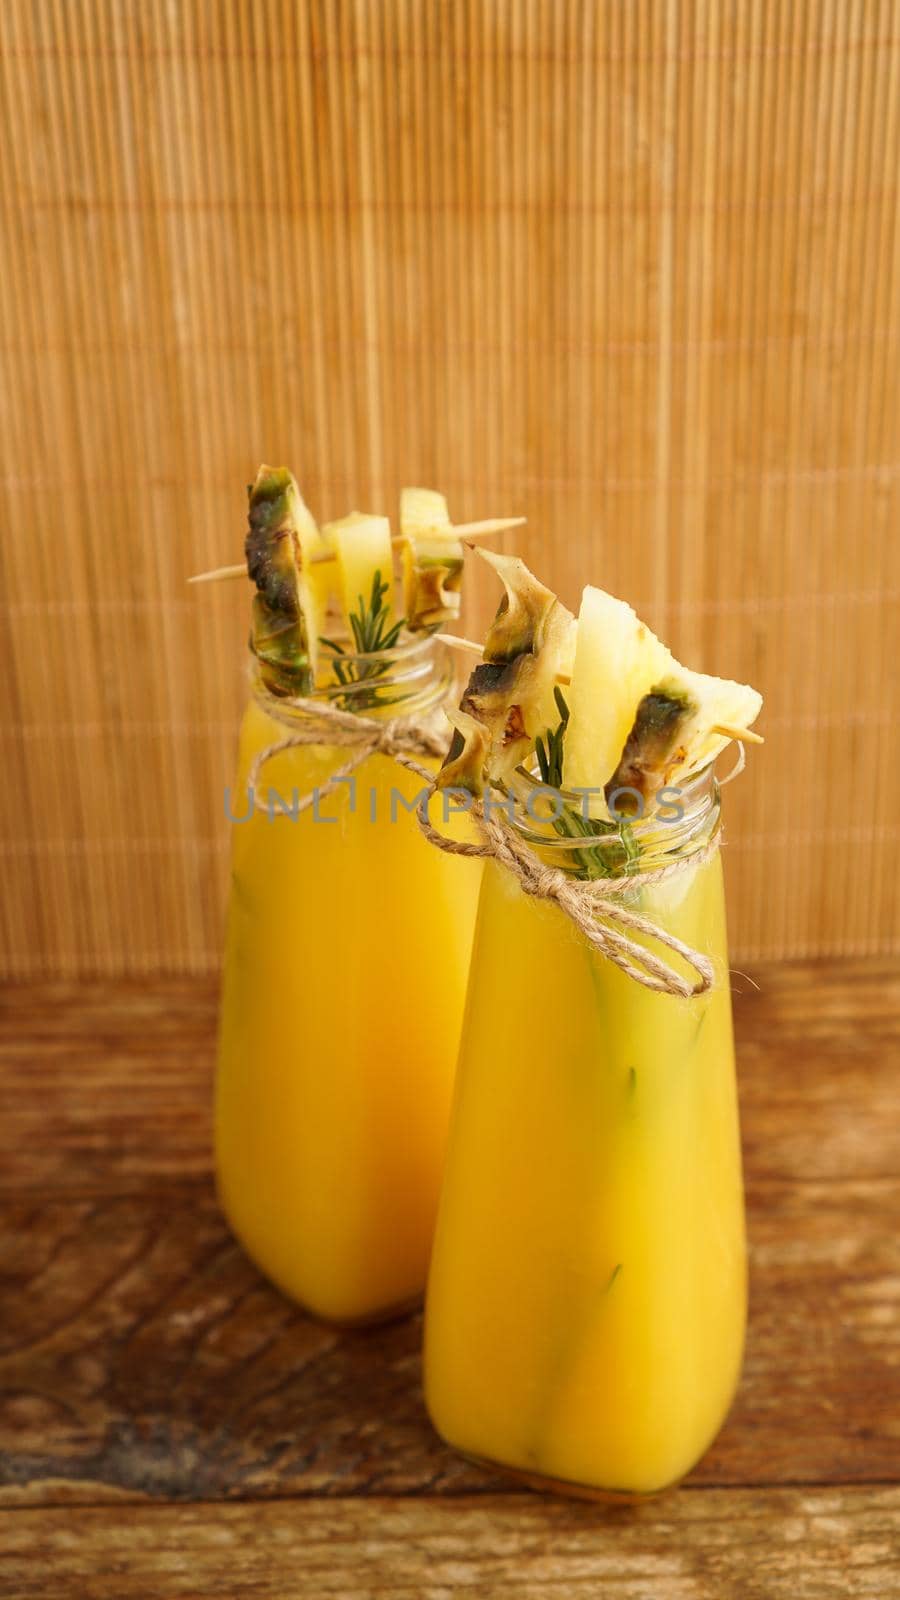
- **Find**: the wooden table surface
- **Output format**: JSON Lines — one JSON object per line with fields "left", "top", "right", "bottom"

{"left": 0, "top": 960, "right": 898, "bottom": 1597}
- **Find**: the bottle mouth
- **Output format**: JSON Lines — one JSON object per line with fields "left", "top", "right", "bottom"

{"left": 251, "top": 628, "right": 456, "bottom": 718}
{"left": 498, "top": 759, "right": 721, "bottom": 875}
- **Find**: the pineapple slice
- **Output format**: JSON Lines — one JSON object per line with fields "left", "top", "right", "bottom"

{"left": 303, "top": 514, "right": 337, "bottom": 649}
{"left": 245, "top": 465, "right": 319, "bottom": 692}
{"left": 606, "top": 667, "right": 763, "bottom": 805}
{"left": 619, "top": 666, "right": 762, "bottom": 796}
{"left": 563, "top": 586, "right": 674, "bottom": 805}
{"left": 437, "top": 708, "right": 493, "bottom": 797}
{"left": 480, "top": 550, "right": 557, "bottom": 655}
{"left": 477, "top": 549, "right": 575, "bottom": 778}
{"left": 325, "top": 511, "right": 395, "bottom": 639}
{"left": 439, "top": 550, "right": 576, "bottom": 789}
{"left": 604, "top": 686, "right": 694, "bottom": 806}
{"left": 249, "top": 593, "right": 312, "bottom": 697}
{"left": 677, "top": 667, "right": 762, "bottom": 775}
{"left": 459, "top": 661, "right": 532, "bottom": 775}
{"left": 400, "top": 487, "right": 465, "bottom": 632}
{"left": 245, "top": 465, "right": 308, "bottom": 610}
{"left": 402, "top": 487, "right": 449, "bottom": 529}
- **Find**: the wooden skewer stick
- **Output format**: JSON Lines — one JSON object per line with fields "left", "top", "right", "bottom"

{"left": 436, "top": 633, "right": 573, "bottom": 685}
{"left": 452, "top": 516, "right": 526, "bottom": 538}
{"left": 187, "top": 517, "right": 525, "bottom": 586}
{"left": 411, "top": 637, "right": 765, "bottom": 747}
{"left": 187, "top": 563, "right": 246, "bottom": 585}
{"left": 435, "top": 632, "right": 484, "bottom": 655}
{"left": 712, "top": 723, "right": 764, "bottom": 745}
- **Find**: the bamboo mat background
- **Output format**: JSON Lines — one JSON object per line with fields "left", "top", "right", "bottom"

{"left": 0, "top": 0, "right": 897, "bottom": 976}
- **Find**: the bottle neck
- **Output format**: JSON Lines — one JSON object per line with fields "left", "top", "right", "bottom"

{"left": 504, "top": 763, "right": 721, "bottom": 878}
{"left": 250, "top": 630, "right": 457, "bottom": 722}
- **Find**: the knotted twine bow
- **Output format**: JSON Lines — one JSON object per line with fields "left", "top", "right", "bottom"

{"left": 415, "top": 802, "right": 718, "bottom": 998}
{"left": 248, "top": 685, "right": 727, "bottom": 999}
{"left": 247, "top": 683, "right": 448, "bottom": 813}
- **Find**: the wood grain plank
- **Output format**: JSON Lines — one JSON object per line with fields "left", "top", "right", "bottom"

{"left": 1, "top": 961, "right": 898, "bottom": 1194}
{"left": 734, "top": 956, "right": 900, "bottom": 1180}
{"left": 0, "top": 1174, "right": 896, "bottom": 1505}
{"left": 0, "top": 978, "right": 219, "bottom": 1193}
{"left": 0, "top": 1488, "right": 897, "bottom": 1599}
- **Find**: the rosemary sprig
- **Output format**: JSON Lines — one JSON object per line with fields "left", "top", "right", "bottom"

{"left": 533, "top": 689, "right": 641, "bottom": 880}
{"left": 319, "top": 570, "right": 406, "bottom": 709}
{"left": 534, "top": 684, "right": 570, "bottom": 789}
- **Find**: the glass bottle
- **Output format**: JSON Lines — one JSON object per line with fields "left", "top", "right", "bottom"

{"left": 424, "top": 768, "right": 745, "bottom": 1495}
{"left": 215, "top": 634, "right": 481, "bottom": 1325}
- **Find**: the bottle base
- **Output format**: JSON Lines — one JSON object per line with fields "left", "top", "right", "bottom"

{"left": 457, "top": 1446, "right": 681, "bottom": 1504}
{"left": 217, "top": 1184, "right": 425, "bottom": 1329}
{"left": 312, "top": 1290, "right": 424, "bottom": 1331}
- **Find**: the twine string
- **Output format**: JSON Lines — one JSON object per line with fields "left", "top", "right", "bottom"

{"left": 416, "top": 798, "right": 718, "bottom": 999}
{"left": 247, "top": 688, "right": 720, "bottom": 999}
{"left": 246, "top": 685, "right": 448, "bottom": 818}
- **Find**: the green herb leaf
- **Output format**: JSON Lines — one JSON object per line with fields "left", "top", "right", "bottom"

{"left": 318, "top": 569, "right": 408, "bottom": 709}
{"left": 533, "top": 699, "right": 645, "bottom": 880}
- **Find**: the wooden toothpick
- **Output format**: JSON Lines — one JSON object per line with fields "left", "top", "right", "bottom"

{"left": 434, "top": 632, "right": 484, "bottom": 655}
{"left": 712, "top": 723, "right": 764, "bottom": 745}
{"left": 436, "top": 633, "right": 573, "bottom": 685}
{"left": 187, "top": 563, "right": 246, "bottom": 584}
{"left": 188, "top": 514, "right": 526, "bottom": 586}
{"left": 451, "top": 516, "right": 526, "bottom": 538}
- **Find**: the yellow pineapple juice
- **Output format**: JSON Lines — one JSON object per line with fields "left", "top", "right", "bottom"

{"left": 216, "top": 643, "right": 481, "bottom": 1324}
{"left": 424, "top": 780, "right": 745, "bottom": 1495}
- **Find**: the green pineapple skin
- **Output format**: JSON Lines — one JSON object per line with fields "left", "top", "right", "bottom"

{"left": 605, "top": 687, "right": 694, "bottom": 802}
{"left": 461, "top": 660, "right": 518, "bottom": 715}
{"left": 403, "top": 542, "right": 465, "bottom": 632}
{"left": 483, "top": 587, "right": 556, "bottom": 665}
{"left": 243, "top": 465, "right": 315, "bottom": 693}
{"left": 478, "top": 551, "right": 559, "bottom": 665}
{"left": 461, "top": 661, "right": 528, "bottom": 756}
{"left": 249, "top": 593, "right": 313, "bottom": 697}
{"left": 437, "top": 712, "right": 492, "bottom": 798}
{"left": 245, "top": 467, "right": 302, "bottom": 615}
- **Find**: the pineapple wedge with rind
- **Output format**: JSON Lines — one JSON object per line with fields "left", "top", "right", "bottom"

{"left": 245, "top": 466, "right": 315, "bottom": 610}
{"left": 459, "top": 661, "right": 532, "bottom": 775}
{"left": 604, "top": 687, "right": 694, "bottom": 805}
{"left": 400, "top": 488, "right": 465, "bottom": 632}
{"left": 437, "top": 708, "right": 492, "bottom": 798}
{"left": 438, "top": 550, "right": 575, "bottom": 791}
{"left": 476, "top": 549, "right": 575, "bottom": 778}
{"left": 606, "top": 666, "right": 763, "bottom": 804}
{"left": 245, "top": 465, "right": 319, "bottom": 693}
{"left": 250, "top": 593, "right": 313, "bottom": 697}
{"left": 325, "top": 511, "right": 395, "bottom": 638}
{"left": 564, "top": 586, "right": 674, "bottom": 806}
{"left": 480, "top": 550, "right": 562, "bottom": 664}
{"left": 652, "top": 667, "right": 762, "bottom": 787}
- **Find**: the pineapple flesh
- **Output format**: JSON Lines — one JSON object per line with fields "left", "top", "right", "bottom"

{"left": 438, "top": 550, "right": 575, "bottom": 792}
{"left": 564, "top": 586, "right": 674, "bottom": 806}
{"left": 435, "top": 559, "right": 762, "bottom": 818}
{"left": 400, "top": 488, "right": 465, "bottom": 632}
{"left": 631, "top": 665, "right": 763, "bottom": 794}
{"left": 325, "top": 511, "right": 396, "bottom": 640}
{"left": 568, "top": 591, "right": 763, "bottom": 810}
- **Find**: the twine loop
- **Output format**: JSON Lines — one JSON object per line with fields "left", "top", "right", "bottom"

{"left": 247, "top": 685, "right": 721, "bottom": 1000}
{"left": 416, "top": 796, "right": 719, "bottom": 1000}
{"left": 246, "top": 684, "right": 450, "bottom": 820}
